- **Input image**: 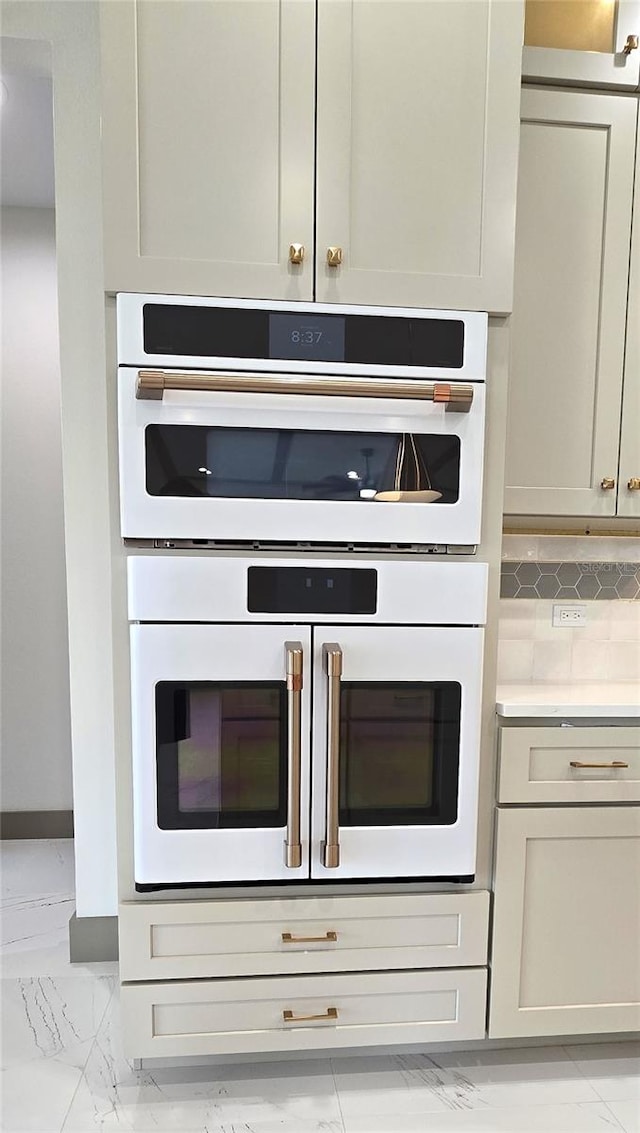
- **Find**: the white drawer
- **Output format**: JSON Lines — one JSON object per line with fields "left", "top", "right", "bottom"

{"left": 498, "top": 727, "right": 640, "bottom": 803}
{"left": 119, "top": 891, "right": 489, "bottom": 981}
{"left": 121, "top": 967, "right": 488, "bottom": 1058}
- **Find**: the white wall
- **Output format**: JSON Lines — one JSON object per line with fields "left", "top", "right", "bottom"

{"left": 1, "top": 206, "right": 73, "bottom": 810}
{"left": 2, "top": 3, "right": 117, "bottom": 917}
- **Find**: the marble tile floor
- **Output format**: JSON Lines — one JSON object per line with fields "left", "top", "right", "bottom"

{"left": 1, "top": 840, "right": 638, "bottom": 1133}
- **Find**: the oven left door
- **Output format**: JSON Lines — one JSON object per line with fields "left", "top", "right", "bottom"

{"left": 129, "top": 624, "right": 311, "bottom": 886}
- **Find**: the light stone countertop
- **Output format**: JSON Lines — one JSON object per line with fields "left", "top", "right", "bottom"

{"left": 496, "top": 681, "right": 640, "bottom": 718}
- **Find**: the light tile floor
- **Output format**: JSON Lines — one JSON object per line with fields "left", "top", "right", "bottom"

{"left": 1, "top": 840, "right": 638, "bottom": 1133}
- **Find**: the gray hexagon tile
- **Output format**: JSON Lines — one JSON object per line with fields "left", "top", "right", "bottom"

{"left": 500, "top": 561, "right": 640, "bottom": 600}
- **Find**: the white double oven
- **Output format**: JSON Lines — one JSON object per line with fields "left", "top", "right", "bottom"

{"left": 117, "top": 295, "right": 489, "bottom": 890}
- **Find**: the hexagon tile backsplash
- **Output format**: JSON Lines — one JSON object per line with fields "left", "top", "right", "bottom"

{"left": 500, "top": 561, "right": 640, "bottom": 600}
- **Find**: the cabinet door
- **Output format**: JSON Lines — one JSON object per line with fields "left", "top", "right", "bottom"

{"left": 504, "top": 90, "right": 637, "bottom": 517}
{"left": 617, "top": 116, "right": 640, "bottom": 518}
{"left": 100, "top": 0, "right": 315, "bottom": 300}
{"left": 314, "top": 0, "right": 523, "bottom": 313}
{"left": 522, "top": 0, "right": 640, "bottom": 91}
{"left": 489, "top": 806, "right": 640, "bottom": 1038}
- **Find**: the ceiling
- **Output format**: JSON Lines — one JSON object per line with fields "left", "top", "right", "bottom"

{"left": 1, "top": 37, "right": 55, "bottom": 208}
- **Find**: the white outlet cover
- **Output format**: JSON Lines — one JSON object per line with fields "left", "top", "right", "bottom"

{"left": 552, "top": 603, "right": 587, "bottom": 627}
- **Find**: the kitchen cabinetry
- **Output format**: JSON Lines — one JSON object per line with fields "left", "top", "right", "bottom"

{"left": 522, "top": 0, "right": 640, "bottom": 90}
{"left": 504, "top": 88, "right": 639, "bottom": 518}
{"left": 490, "top": 723, "right": 640, "bottom": 1038}
{"left": 99, "top": 0, "right": 524, "bottom": 312}
{"left": 118, "top": 891, "right": 490, "bottom": 1057}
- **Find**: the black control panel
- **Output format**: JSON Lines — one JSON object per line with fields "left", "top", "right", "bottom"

{"left": 247, "top": 567, "right": 378, "bottom": 615}
{"left": 143, "top": 304, "right": 464, "bottom": 369}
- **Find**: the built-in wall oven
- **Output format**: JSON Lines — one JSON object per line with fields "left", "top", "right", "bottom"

{"left": 128, "top": 555, "right": 487, "bottom": 889}
{"left": 117, "top": 295, "right": 487, "bottom": 550}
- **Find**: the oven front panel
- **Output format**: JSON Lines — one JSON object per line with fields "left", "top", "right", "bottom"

{"left": 118, "top": 369, "right": 485, "bottom": 545}
{"left": 130, "top": 616, "right": 482, "bottom": 887}
{"left": 130, "top": 624, "right": 312, "bottom": 885}
{"left": 310, "top": 626, "right": 483, "bottom": 880}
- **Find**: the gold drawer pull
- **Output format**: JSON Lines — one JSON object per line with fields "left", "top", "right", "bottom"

{"left": 283, "top": 1007, "right": 338, "bottom": 1024}
{"left": 282, "top": 931, "right": 338, "bottom": 944}
{"left": 569, "top": 761, "right": 629, "bottom": 769}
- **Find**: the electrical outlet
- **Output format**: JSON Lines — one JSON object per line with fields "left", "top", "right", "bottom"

{"left": 552, "top": 603, "right": 587, "bottom": 627}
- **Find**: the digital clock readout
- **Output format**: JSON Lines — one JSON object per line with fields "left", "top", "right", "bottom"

{"left": 269, "top": 313, "right": 345, "bottom": 362}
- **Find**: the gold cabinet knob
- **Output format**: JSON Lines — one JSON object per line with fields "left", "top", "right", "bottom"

{"left": 628, "top": 477, "right": 640, "bottom": 491}
{"left": 288, "top": 243, "right": 304, "bottom": 265}
{"left": 623, "top": 34, "right": 639, "bottom": 54}
{"left": 600, "top": 477, "right": 616, "bottom": 490}
{"left": 327, "top": 246, "right": 343, "bottom": 268}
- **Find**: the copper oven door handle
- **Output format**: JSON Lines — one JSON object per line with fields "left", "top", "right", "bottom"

{"left": 322, "top": 643, "right": 343, "bottom": 869}
{"left": 135, "top": 369, "right": 474, "bottom": 411}
{"left": 284, "top": 642, "right": 303, "bottom": 868}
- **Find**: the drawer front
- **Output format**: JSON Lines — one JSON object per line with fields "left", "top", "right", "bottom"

{"left": 119, "top": 891, "right": 489, "bottom": 981}
{"left": 499, "top": 727, "right": 640, "bottom": 803}
{"left": 121, "top": 968, "right": 488, "bottom": 1058}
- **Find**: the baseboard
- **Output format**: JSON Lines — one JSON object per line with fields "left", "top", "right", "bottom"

{"left": 0, "top": 810, "right": 74, "bottom": 839}
{"left": 69, "top": 913, "right": 119, "bottom": 963}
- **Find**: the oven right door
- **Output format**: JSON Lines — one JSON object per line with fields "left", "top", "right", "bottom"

{"left": 310, "top": 626, "right": 484, "bottom": 880}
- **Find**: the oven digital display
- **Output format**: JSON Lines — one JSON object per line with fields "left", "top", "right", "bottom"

{"left": 268, "top": 313, "right": 345, "bottom": 362}
{"left": 247, "top": 567, "right": 377, "bottom": 614}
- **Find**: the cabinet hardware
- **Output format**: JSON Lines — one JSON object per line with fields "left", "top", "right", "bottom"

{"left": 288, "top": 243, "right": 304, "bottom": 265}
{"left": 600, "top": 477, "right": 616, "bottom": 490}
{"left": 284, "top": 642, "right": 303, "bottom": 869}
{"left": 628, "top": 478, "right": 640, "bottom": 491}
{"left": 623, "top": 33, "right": 639, "bottom": 54}
{"left": 569, "top": 761, "right": 629, "bottom": 769}
{"left": 322, "top": 643, "right": 343, "bottom": 869}
{"left": 327, "top": 246, "right": 343, "bottom": 267}
{"left": 283, "top": 1007, "right": 338, "bottom": 1024}
{"left": 136, "top": 370, "right": 474, "bottom": 411}
{"left": 281, "top": 931, "right": 338, "bottom": 944}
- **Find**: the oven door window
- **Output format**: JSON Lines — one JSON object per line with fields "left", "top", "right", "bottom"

{"left": 338, "top": 682, "right": 460, "bottom": 827}
{"left": 155, "top": 682, "right": 287, "bottom": 830}
{"left": 145, "top": 425, "right": 461, "bottom": 504}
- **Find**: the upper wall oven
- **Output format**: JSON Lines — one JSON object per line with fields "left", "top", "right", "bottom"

{"left": 117, "top": 296, "right": 488, "bottom": 549}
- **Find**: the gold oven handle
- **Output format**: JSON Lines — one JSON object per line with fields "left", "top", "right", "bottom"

{"left": 281, "top": 931, "right": 338, "bottom": 944}
{"left": 283, "top": 1007, "right": 339, "bottom": 1024}
{"left": 284, "top": 642, "right": 304, "bottom": 869}
{"left": 569, "top": 761, "right": 629, "bottom": 769}
{"left": 135, "top": 370, "right": 474, "bottom": 412}
{"left": 322, "top": 643, "right": 343, "bottom": 869}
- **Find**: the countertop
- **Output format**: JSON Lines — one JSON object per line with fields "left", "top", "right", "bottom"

{"left": 496, "top": 681, "right": 640, "bottom": 718}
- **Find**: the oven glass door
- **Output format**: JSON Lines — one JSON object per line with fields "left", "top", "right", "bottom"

{"left": 310, "top": 626, "right": 484, "bottom": 880}
{"left": 118, "top": 368, "right": 485, "bottom": 546}
{"left": 130, "top": 624, "right": 311, "bottom": 885}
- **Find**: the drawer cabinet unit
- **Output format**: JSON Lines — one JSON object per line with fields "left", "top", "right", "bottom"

{"left": 490, "top": 805, "right": 640, "bottom": 1038}
{"left": 505, "top": 88, "right": 638, "bottom": 518}
{"left": 122, "top": 968, "right": 488, "bottom": 1059}
{"left": 100, "top": 0, "right": 524, "bottom": 312}
{"left": 119, "top": 891, "right": 490, "bottom": 981}
{"left": 498, "top": 726, "right": 640, "bottom": 804}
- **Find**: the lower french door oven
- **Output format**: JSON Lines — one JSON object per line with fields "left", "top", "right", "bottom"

{"left": 128, "top": 555, "right": 487, "bottom": 888}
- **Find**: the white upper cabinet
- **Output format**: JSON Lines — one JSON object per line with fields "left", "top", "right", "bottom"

{"left": 100, "top": 0, "right": 316, "bottom": 300}
{"left": 100, "top": 0, "right": 524, "bottom": 312}
{"left": 522, "top": 0, "right": 640, "bottom": 90}
{"left": 315, "top": 0, "right": 524, "bottom": 312}
{"left": 504, "top": 88, "right": 637, "bottom": 517}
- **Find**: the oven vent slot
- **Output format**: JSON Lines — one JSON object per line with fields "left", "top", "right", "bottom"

{"left": 136, "top": 538, "right": 477, "bottom": 556}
